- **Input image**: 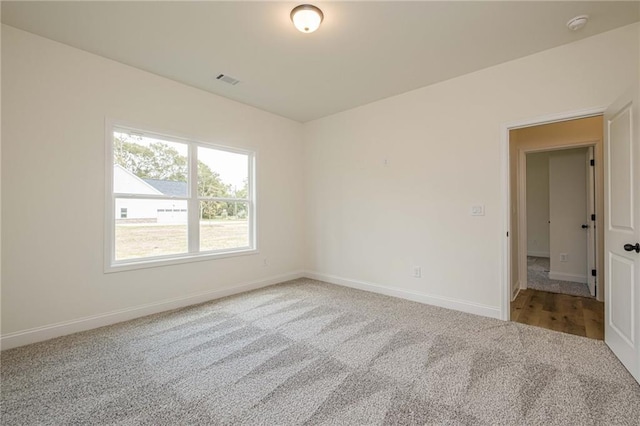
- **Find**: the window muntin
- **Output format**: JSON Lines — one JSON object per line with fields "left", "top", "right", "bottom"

{"left": 108, "top": 124, "right": 255, "bottom": 270}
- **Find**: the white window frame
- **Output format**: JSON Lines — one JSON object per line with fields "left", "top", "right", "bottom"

{"left": 105, "top": 120, "right": 257, "bottom": 273}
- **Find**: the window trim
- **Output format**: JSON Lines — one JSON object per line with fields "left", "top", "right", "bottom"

{"left": 104, "top": 119, "right": 257, "bottom": 273}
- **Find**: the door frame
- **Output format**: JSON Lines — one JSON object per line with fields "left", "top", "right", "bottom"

{"left": 517, "top": 143, "right": 598, "bottom": 296}
{"left": 500, "top": 106, "right": 605, "bottom": 320}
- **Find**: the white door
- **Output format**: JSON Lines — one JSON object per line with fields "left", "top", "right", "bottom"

{"left": 604, "top": 83, "right": 640, "bottom": 383}
{"left": 586, "top": 147, "right": 596, "bottom": 297}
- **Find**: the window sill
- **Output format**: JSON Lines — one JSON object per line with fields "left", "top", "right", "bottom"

{"left": 104, "top": 248, "right": 258, "bottom": 274}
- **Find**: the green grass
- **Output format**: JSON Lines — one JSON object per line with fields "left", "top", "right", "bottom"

{"left": 115, "top": 220, "right": 249, "bottom": 260}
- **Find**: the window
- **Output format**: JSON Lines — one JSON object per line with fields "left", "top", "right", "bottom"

{"left": 106, "top": 123, "right": 255, "bottom": 271}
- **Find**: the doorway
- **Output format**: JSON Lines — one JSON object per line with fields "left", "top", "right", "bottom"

{"left": 507, "top": 116, "right": 605, "bottom": 339}
{"left": 525, "top": 147, "right": 594, "bottom": 298}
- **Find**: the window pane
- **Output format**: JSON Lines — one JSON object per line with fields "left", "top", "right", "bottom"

{"left": 113, "top": 131, "right": 188, "bottom": 197}
{"left": 115, "top": 198, "right": 188, "bottom": 260}
{"left": 200, "top": 201, "right": 249, "bottom": 251}
{"left": 198, "top": 146, "right": 248, "bottom": 199}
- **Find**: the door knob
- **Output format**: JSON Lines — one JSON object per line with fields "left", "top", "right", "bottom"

{"left": 623, "top": 243, "right": 640, "bottom": 253}
{"left": 581, "top": 224, "right": 589, "bottom": 229}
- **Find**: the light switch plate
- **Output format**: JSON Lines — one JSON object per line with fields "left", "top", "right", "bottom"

{"left": 471, "top": 205, "right": 485, "bottom": 216}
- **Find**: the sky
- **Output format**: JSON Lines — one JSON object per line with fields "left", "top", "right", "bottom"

{"left": 198, "top": 146, "right": 248, "bottom": 190}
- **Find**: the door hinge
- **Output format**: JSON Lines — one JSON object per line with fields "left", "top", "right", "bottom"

{"left": 590, "top": 159, "right": 595, "bottom": 166}
{"left": 591, "top": 214, "right": 596, "bottom": 221}
{"left": 592, "top": 269, "right": 597, "bottom": 277}
{"left": 506, "top": 231, "right": 509, "bottom": 237}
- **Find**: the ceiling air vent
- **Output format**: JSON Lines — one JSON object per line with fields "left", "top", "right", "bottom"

{"left": 216, "top": 74, "right": 240, "bottom": 86}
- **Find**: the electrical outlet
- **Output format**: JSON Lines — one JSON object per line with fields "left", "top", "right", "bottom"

{"left": 412, "top": 266, "right": 422, "bottom": 278}
{"left": 560, "top": 253, "right": 568, "bottom": 262}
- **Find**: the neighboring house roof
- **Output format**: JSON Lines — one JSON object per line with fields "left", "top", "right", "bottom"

{"left": 143, "top": 179, "right": 188, "bottom": 197}
{"left": 113, "top": 164, "right": 187, "bottom": 197}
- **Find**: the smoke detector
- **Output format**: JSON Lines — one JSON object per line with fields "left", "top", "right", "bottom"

{"left": 567, "top": 15, "right": 589, "bottom": 31}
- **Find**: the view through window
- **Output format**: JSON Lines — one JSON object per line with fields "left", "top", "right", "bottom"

{"left": 109, "top": 126, "right": 254, "bottom": 269}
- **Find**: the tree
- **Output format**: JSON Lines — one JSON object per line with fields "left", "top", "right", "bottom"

{"left": 231, "top": 178, "right": 249, "bottom": 219}
{"left": 198, "top": 161, "right": 230, "bottom": 219}
{"left": 235, "top": 178, "right": 248, "bottom": 199}
{"left": 114, "top": 135, "right": 187, "bottom": 182}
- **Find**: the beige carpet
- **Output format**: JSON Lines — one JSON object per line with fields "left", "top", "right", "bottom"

{"left": 2, "top": 278, "right": 639, "bottom": 425}
{"left": 527, "top": 256, "right": 593, "bottom": 298}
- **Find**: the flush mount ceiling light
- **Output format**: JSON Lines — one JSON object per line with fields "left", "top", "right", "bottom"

{"left": 567, "top": 15, "right": 589, "bottom": 31}
{"left": 291, "top": 4, "right": 323, "bottom": 33}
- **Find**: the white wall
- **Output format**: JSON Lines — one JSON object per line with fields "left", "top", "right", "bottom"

{"left": 113, "top": 165, "right": 161, "bottom": 196}
{"left": 1, "top": 25, "right": 305, "bottom": 343}
{"left": 549, "top": 148, "right": 588, "bottom": 283}
{"left": 114, "top": 199, "right": 187, "bottom": 222}
{"left": 304, "top": 23, "right": 639, "bottom": 316}
{"left": 526, "top": 152, "right": 550, "bottom": 258}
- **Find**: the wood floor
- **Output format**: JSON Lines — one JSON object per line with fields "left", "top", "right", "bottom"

{"left": 511, "top": 289, "right": 604, "bottom": 340}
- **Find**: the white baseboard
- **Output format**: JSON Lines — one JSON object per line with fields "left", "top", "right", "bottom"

{"left": 2, "top": 269, "right": 504, "bottom": 350}
{"left": 548, "top": 271, "right": 587, "bottom": 284}
{"left": 519, "top": 279, "right": 527, "bottom": 290}
{"left": 527, "top": 251, "right": 550, "bottom": 258}
{"left": 1, "top": 270, "right": 304, "bottom": 350}
{"left": 304, "top": 270, "right": 501, "bottom": 319}
{"left": 512, "top": 283, "right": 521, "bottom": 301}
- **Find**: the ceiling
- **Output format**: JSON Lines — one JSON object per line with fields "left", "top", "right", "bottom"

{"left": 2, "top": 1, "right": 639, "bottom": 122}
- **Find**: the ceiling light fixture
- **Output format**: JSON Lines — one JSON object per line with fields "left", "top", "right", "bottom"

{"left": 291, "top": 4, "right": 323, "bottom": 33}
{"left": 566, "top": 15, "right": 589, "bottom": 31}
